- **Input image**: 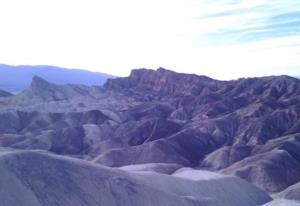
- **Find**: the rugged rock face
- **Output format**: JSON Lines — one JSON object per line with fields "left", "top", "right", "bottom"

{"left": 1, "top": 68, "right": 300, "bottom": 195}
{"left": 0, "top": 149, "right": 271, "bottom": 206}
{"left": 103, "top": 69, "right": 300, "bottom": 193}
{"left": 104, "top": 68, "right": 219, "bottom": 96}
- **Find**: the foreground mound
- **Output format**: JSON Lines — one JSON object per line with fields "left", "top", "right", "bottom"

{"left": 0, "top": 149, "right": 271, "bottom": 206}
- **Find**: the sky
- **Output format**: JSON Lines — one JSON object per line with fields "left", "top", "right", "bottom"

{"left": 0, "top": 0, "right": 299, "bottom": 79}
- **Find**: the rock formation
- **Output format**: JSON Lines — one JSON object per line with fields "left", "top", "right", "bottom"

{"left": 0, "top": 68, "right": 300, "bottom": 197}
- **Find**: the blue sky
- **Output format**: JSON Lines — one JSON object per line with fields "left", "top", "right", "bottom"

{"left": 0, "top": 0, "right": 299, "bottom": 79}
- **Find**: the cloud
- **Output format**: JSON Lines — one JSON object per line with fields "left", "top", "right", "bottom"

{"left": 193, "top": 0, "right": 300, "bottom": 45}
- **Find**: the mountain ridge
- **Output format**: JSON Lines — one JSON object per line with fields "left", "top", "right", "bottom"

{"left": 0, "top": 68, "right": 300, "bottom": 198}
{"left": 0, "top": 64, "right": 115, "bottom": 93}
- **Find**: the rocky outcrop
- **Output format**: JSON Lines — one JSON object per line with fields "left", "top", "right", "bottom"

{"left": 105, "top": 67, "right": 220, "bottom": 96}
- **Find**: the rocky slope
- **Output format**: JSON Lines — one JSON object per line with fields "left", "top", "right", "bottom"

{"left": 0, "top": 68, "right": 300, "bottom": 197}
{"left": 0, "top": 149, "right": 271, "bottom": 206}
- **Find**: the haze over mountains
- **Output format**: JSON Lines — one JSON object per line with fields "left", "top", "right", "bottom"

{"left": 0, "top": 64, "right": 114, "bottom": 93}
{"left": 0, "top": 67, "right": 300, "bottom": 205}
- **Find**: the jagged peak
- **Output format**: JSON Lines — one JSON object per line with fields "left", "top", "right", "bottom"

{"left": 26, "top": 75, "right": 95, "bottom": 101}
{"left": 30, "top": 76, "right": 55, "bottom": 90}
{"left": 31, "top": 75, "right": 50, "bottom": 84}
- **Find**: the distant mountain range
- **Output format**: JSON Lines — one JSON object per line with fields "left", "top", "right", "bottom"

{"left": 0, "top": 64, "right": 115, "bottom": 93}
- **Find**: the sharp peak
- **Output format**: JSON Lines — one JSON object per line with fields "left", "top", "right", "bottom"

{"left": 30, "top": 75, "right": 55, "bottom": 89}
{"left": 32, "top": 75, "right": 49, "bottom": 82}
